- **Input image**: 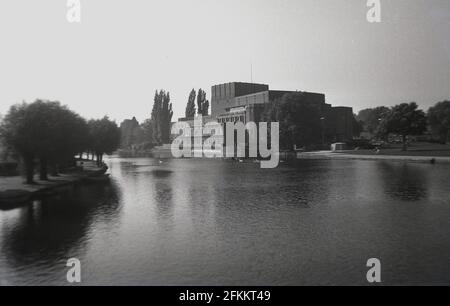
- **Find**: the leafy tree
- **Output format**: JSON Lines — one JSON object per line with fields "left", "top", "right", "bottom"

{"left": 197, "top": 88, "right": 209, "bottom": 116}
{"left": 379, "top": 102, "right": 427, "bottom": 151}
{"left": 46, "top": 104, "right": 89, "bottom": 176}
{"left": 352, "top": 114, "right": 364, "bottom": 137}
{"left": 141, "top": 118, "right": 153, "bottom": 143}
{"left": 0, "top": 100, "right": 89, "bottom": 183}
{"left": 0, "top": 102, "right": 35, "bottom": 183}
{"left": 428, "top": 100, "right": 450, "bottom": 144}
{"left": 185, "top": 89, "right": 196, "bottom": 118}
{"left": 0, "top": 114, "right": 10, "bottom": 161}
{"left": 356, "top": 106, "right": 390, "bottom": 136}
{"left": 88, "top": 117, "right": 121, "bottom": 165}
{"left": 264, "top": 92, "right": 322, "bottom": 150}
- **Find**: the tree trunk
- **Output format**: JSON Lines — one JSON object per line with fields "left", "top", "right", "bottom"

{"left": 24, "top": 155, "right": 34, "bottom": 184}
{"left": 441, "top": 131, "right": 448, "bottom": 145}
{"left": 402, "top": 134, "right": 407, "bottom": 151}
{"left": 97, "top": 153, "right": 102, "bottom": 166}
{"left": 39, "top": 158, "right": 48, "bottom": 180}
{"left": 50, "top": 163, "right": 59, "bottom": 176}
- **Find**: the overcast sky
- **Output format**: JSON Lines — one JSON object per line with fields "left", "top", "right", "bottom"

{"left": 0, "top": 0, "right": 449, "bottom": 123}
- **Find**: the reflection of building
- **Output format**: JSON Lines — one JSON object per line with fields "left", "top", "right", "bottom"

{"left": 211, "top": 82, "right": 354, "bottom": 142}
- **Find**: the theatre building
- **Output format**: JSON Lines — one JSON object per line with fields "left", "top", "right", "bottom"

{"left": 211, "top": 82, "right": 354, "bottom": 143}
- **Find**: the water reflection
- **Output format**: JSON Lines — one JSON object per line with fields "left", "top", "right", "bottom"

{"left": 378, "top": 162, "right": 429, "bottom": 201}
{"left": 151, "top": 170, "right": 173, "bottom": 178}
{"left": 153, "top": 180, "right": 174, "bottom": 223}
{"left": 1, "top": 158, "right": 450, "bottom": 285}
{"left": 1, "top": 181, "right": 121, "bottom": 268}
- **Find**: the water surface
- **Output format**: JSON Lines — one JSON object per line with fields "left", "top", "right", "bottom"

{"left": 1, "top": 158, "right": 450, "bottom": 285}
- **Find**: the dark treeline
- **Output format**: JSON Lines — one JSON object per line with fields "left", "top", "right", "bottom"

{"left": 356, "top": 100, "right": 450, "bottom": 150}
{"left": 0, "top": 99, "right": 121, "bottom": 184}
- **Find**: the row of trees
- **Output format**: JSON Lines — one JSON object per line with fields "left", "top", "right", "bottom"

{"left": 119, "top": 88, "right": 211, "bottom": 150}
{"left": 0, "top": 100, "right": 121, "bottom": 184}
{"left": 185, "top": 88, "right": 209, "bottom": 118}
{"left": 262, "top": 93, "right": 450, "bottom": 152}
{"left": 357, "top": 100, "right": 450, "bottom": 149}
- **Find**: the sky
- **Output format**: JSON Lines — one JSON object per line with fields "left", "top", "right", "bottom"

{"left": 0, "top": 0, "right": 449, "bottom": 123}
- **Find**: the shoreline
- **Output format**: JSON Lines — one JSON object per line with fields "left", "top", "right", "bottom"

{"left": 296, "top": 151, "right": 450, "bottom": 164}
{"left": 0, "top": 160, "right": 108, "bottom": 209}
{"left": 116, "top": 149, "right": 450, "bottom": 164}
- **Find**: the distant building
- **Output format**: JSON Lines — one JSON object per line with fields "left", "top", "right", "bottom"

{"left": 171, "top": 115, "right": 221, "bottom": 155}
{"left": 119, "top": 117, "right": 143, "bottom": 149}
{"left": 172, "top": 82, "right": 355, "bottom": 155}
{"left": 211, "top": 82, "right": 354, "bottom": 142}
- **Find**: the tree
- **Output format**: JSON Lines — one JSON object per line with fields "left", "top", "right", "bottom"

{"left": 196, "top": 88, "right": 209, "bottom": 116}
{"left": 150, "top": 90, "right": 173, "bottom": 144}
{"left": 203, "top": 100, "right": 209, "bottom": 116}
{"left": 0, "top": 100, "right": 89, "bottom": 183}
{"left": 88, "top": 117, "right": 121, "bottom": 165}
{"left": 352, "top": 114, "right": 364, "bottom": 137}
{"left": 428, "top": 100, "right": 450, "bottom": 144}
{"left": 45, "top": 104, "right": 89, "bottom": 176}
{"left": 379, "top": 102, "right": 427, "bottom": 151}
{"left": 185, "top": 89, "right": 196, "bottom": 118}
{"left": 356, "top": 106, "right": 390, "bottom": 136}
{"left": 141, "top": 118, "right": 153, "bottom": 144}
{"left": 160, "top": 91, "right": 173, "bottom": 143}
{"left": 0, "top": 102, "right": 35, "bottom": 183}
{"left": 151, "top": 90, "right": 162, "bottom": 144}
{"left": 264, "top": 92, "right": 322, "bottom": 150}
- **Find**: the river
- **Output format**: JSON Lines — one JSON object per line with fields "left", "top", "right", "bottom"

{"left": 1, "top": 157, "right": 450, "bottom": 285}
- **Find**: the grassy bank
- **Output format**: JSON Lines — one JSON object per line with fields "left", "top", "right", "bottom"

{"left": 0, "top": 160, "right": 107, "bottom": 209}
{"left": 342, "top": 142, "right": 450, "bottom": 157}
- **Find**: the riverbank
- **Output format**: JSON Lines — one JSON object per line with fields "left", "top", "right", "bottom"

{"left": 297, "top": 150, "right": 450, "bottom": 164}
{"left": 0, "top": 160, "right": 107, "bottom": 209}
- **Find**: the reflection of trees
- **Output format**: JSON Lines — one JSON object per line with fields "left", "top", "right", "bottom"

{"left": 153, "top": 175, "right": 174, "bottom": 222}
{"left": 1, "top": 181, "right": 121, "bottom": 266}
{"left": 378, "top": 162, "right": 428, "bottom": 201}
